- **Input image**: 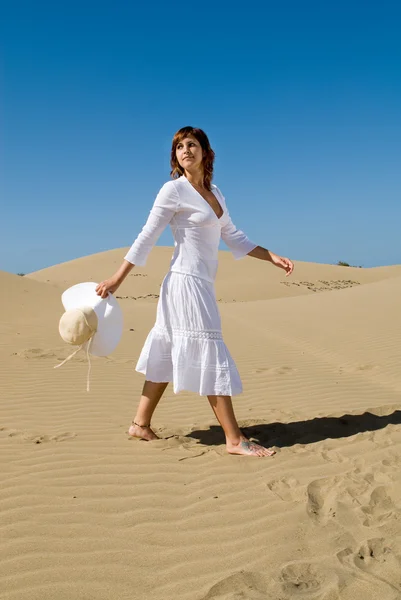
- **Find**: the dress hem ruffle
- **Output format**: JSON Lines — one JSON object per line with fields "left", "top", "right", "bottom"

{"left": 134, "top": 271, "right": 244, "bottom": 397}
{"left": 135, "top": 325, "right": 243, "bottom": 397}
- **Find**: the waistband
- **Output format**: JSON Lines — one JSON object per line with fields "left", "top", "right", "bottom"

{"left": 168, "top": 267, "right": 215, "bottom": 284}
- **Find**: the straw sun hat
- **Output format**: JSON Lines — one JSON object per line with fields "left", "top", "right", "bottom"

{"left": 54, "top": 282, "right": 123, "bottom": 391}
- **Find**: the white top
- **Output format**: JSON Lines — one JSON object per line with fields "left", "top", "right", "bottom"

{"left": 124, "top": 175, "right": 258, "bottom": 283}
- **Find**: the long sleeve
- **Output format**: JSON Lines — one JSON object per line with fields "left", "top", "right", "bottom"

{"left": 221, "top": 214, "right": 258, "bottom": 259}
{"left": 216, "top": 186, "right": 258, "bottom": 260}
{"left": 124, "top": 181, "right": 179, "bottom": 267}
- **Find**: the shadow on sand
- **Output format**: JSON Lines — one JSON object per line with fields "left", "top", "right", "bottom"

{"left": 187, "top": 410, "right": 401, "bottom": 449}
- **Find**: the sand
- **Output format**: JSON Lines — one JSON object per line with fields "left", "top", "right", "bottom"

{"left": 1, "top": 246, "right": 401, "bottom": 599}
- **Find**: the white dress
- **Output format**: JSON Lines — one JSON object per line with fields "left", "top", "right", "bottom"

{"left": 124, "top": 175, "right": 258, "bottom": 396}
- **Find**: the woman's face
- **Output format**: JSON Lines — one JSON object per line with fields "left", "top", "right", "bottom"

{"left": 176, "top": 135, "right": 204, "bottom": 173}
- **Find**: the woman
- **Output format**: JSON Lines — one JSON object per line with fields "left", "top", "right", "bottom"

{"left": 96, "top": 126, "right": 294, "bottom": 457}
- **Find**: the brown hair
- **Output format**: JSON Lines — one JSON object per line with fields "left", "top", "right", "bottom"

{"left": 170, "top": 126, "right": 215, "bottom": 191}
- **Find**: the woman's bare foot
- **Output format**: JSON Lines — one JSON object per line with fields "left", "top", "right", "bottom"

{"left": 128, "top": 422, "right": 159, "bottom": 441}
{"left": 226, "top": 436, "right": 276, "bottom": 457}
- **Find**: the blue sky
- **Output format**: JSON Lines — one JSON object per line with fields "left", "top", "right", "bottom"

{"left": 1, "top": 0, "right": 400, "bottom": 274}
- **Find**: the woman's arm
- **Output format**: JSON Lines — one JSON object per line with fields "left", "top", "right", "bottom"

{"left": 220, "top": 215, "right": 258, "bottom": 260}
{"left": 248, "top": 245, "right": 294, "bottom": 276}
{"left": 124, "top": 180, "right": 179, "bottom": 267}
{"left": 247, "top": 246, "right": 273, "bottom": 262}
{"left": 216, "top": 186, "right": 258, "bottom": 260}
{"left": 96, "top": 259, "right": 134, "bottom": 298}
{"left": 96, "top": 181, "right": 179, "bottom": 298}
{"left": 216, "top": 187, "right": 294, "bottom": 276}
{"left": 113, "top": 259, "right": 135, "bottom": 282}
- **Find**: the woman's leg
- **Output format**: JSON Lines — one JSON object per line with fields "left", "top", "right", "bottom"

{"left": 129, "top": 380, "right": 169, "bottom": 441}
{"left": 207, "top": 395, "right": 276, "bottom": 457}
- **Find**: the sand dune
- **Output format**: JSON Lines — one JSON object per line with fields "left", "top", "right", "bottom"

{"left": 27, "top": 246, "right": 401, "bottom": 301}
{"left": 1, "top": 250, "right": 401, "bottom": 599}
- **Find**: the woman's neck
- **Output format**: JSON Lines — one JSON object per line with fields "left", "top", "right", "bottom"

{"left": 184, "top": 170, "right": 204, "bottom": 188}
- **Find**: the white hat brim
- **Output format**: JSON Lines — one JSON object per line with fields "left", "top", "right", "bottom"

{"left": 61, "top": 282, "right": 123, "bottom": 356}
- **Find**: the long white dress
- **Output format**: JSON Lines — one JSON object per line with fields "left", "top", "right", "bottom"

{"left": 124, "top": 175, "right": 258, "bottom": 396}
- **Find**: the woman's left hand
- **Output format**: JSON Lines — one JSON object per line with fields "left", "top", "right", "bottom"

{"left": 270, "top": 253, "right": 294, "bottom": 276}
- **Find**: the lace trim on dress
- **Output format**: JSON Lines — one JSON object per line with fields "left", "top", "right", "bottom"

{"left": 154, "top": 323, "right": 223, "bottom": 340}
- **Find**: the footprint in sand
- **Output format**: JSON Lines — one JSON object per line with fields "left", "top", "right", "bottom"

{"left": 337, "top": 538, "right": 401, "bottom": 593}
{"left": 31, "top": 432, "right": 77, "bottom": 443}
{"left": 340, "top": 364, "right": 380, "bottom": 374}
{"left": 382, "top": 455, "right": 401, "bottom": 469}
{"left": 277, "top": 561, "right": 340, "bottom": 598}
{"left": 15, "top": 347, "right": 93, "bottom": 363}
{"left": 306, "top": 469, "right": 395, "bottom": 529}
{"left": 0, "top": 427, "right": 76, "bottom": 443}
{"left": 320, "top": 446, "right": 349, "bottom": 464}
{"left": 12, "top": 348, "right": 57, "bottom": 360}
{"left": 128, "top": 432, "right": 214, "bottom": 460}
{"left": 252, "top": 366, "right": 295, "bottom": 375}
{"left": 252, "top": 366, "right": 273, "bottom": 374}
{"left": 367, "top": 429, "right": 395, "bottom": 448}
{"left": 306, "top": 477, "right": 341, "bottom": 525}
{"left": 360, "top": 486, "right": 401, "bottom": 528}
{"left": 267, "top": 476, "right": 305, "bottom": 502}
{"left": 201, "top": 563, "right": 340, "bottom": 599}
{"left": 201, "top": 570, "right": 269, "bottom": 599}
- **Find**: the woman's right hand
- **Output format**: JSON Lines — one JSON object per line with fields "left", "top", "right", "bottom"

{"left": 95, "top": 277, "right": 122, "bottom": 298}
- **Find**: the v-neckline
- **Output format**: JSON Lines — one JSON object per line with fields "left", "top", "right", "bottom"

{"left": 183, "top": 176, "right": 225, "bottom": 220}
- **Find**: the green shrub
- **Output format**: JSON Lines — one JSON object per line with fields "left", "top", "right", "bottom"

{"left": 337, "top": 261, "right": 363, "bottom": 268}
